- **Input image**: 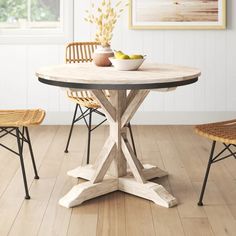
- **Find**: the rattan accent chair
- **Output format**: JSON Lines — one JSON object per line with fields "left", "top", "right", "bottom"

{"left": 195, "top": 119, "right": 236, "bottom": 206}
{"left": 0, "top": 109, "right": 45, "bottom": 199}
{"left": 64, "top": 42, "right": 137, "bottom": 164}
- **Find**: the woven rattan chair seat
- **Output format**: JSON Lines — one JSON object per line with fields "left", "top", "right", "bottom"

{"left": 67, "top": 90, "right": 110, "bottom": 109}
{"left": 195, "top": 119, "right": 236, "bottom": 145}
{"left": 0, "top": 109, "right": 45, "bottom": 127}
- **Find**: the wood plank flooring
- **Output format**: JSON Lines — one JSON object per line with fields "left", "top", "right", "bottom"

{"left": 0, "top": 125, "right": 236, "bottom": 236}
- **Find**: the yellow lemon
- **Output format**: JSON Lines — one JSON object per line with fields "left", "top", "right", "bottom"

{"left": 115, "top": 50, "right": 124, "bottom": 59}
{"left": 129, "top": 54, "right": 143, "bottom": 59}
{"left": 119, "top": 54, "right": 130, "bottom": 59}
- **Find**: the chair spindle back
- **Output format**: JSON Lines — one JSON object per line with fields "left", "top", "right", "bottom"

{"left": 65, "top": 42, "right": 99, "bottom": 63}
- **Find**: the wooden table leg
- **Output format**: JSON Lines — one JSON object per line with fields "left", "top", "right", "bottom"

{"left": 59, "top": 90, "right": 177, "bottom": 208}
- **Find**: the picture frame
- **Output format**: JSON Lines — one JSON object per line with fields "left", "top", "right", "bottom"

{"left": 129, "top": 0, "right": 226, "bottom": 30}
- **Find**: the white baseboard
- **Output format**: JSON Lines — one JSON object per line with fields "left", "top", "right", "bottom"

{"left": 43, "top": 111, "right": 236, "bottom": 125}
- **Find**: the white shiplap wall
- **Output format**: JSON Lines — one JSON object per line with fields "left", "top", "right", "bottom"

{"left": 0, "top": 0, "right": 235, "bottom": 124}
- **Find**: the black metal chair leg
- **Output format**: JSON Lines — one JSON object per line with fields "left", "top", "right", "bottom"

{"left": 127, "top": 123, "right": 137, "bottom": 157}
{"left": 65, "top": 103, "right": 79, "bottom": 153}
{"left": 25, "top": 127, "right": 39, "bottom": 179}
{"left": 86, "top": 109, "right": 92, "bottom": 165}
{"left": 16, "top": 128, "right": 30, "bottom": 200}
{"left": 198, "top": 141, "right": 216, "bottom": 206}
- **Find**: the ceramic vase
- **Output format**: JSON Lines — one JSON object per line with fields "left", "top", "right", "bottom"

{"left": 92, "top": 45, "right": 114, "bottom": 67}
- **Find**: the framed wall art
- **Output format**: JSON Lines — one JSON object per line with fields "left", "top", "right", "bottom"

{"left": 129, "top": 0, "right": 226, "bottom": 30}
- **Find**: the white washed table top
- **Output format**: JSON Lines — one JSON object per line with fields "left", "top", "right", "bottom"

{"left": 36, "top": 63, "right": 200, "bottom": 85}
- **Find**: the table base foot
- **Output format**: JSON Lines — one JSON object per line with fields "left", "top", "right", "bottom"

{"left": 65, "top": 164, "right": 171, "bottom": 208}
{"left": 142, "top": 164, "right": 168, "bottom": 180}
{"left": 67, "top": 165, "right": 95, "bottom": 180}
{"left": 59, "top": 173, "right": 177, "bottom": 208}
{"left": 59, "top": 178, "right": 118, "bottom": 208}
{"left": 119, "top": 176, "right": 177, "bottom": 208}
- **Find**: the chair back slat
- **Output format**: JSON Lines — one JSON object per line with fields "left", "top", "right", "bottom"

{"left": 76, "top": 45, "right": 80, "bottom": 62}
{"left": 72, "top": 45, "right": 76, "bottom": 63}
{"left": 87, "top": 44, "right": 92, "bottom": 60}
{"left": 85, "top": 45, "right": 89, "bottom": 62}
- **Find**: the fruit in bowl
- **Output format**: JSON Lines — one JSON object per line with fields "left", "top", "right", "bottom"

{"left": 109, "top": 50, "right": 146, "bottom": 71}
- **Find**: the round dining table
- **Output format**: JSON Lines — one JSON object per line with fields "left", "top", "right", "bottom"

{"left": 36, "top": 63, "right": 201, "bottom": 208}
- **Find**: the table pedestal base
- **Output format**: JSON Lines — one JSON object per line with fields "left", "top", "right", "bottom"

{"left": 59, "top": 90, "right": 177, "bottom": 209}
{"left": 59, "top": 164, "right": 176, "bottom": 208}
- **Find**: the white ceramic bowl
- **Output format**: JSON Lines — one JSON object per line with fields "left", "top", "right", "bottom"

{"left": 109, "top": 57, "right": 145, "bottom": 71}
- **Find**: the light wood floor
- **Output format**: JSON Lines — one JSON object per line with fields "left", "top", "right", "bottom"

{"left": 0, "top": 125, "right": 236, "bottom": 236}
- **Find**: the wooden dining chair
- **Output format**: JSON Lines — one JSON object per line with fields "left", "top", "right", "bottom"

{"left": 0, "top": 109, "right": 45, "bottom": 199}
{"left": 64, "top": 42, "right": 137, "bottom": 164}
{"left": 195, "top": 119, "right": 236, "bottom": 206}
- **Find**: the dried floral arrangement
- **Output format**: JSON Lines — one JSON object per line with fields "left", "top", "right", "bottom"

{"left": 84, "top": 0, "right": 128, "bottom": 48}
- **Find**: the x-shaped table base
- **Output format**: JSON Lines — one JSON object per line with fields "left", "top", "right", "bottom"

{"left": 59, "top": 90, "right": 177, "bottom": 208}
